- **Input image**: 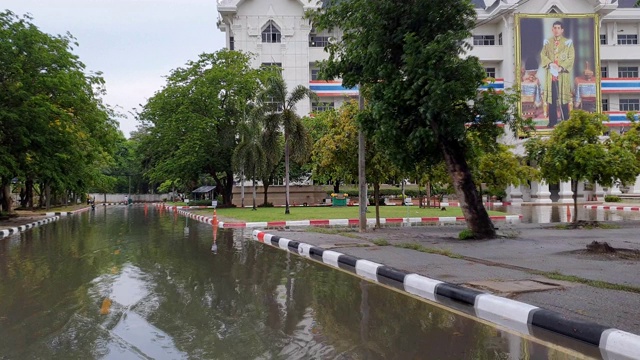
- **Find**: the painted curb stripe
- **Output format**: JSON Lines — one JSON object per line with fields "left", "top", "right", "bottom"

{"left": 404, "top": 274, "right": 442, "bottom": 302}
{"left": 355, "top": 259, "right": 381, "bottom": 282}
{"left": 298, "top": 243, "right": 312, "bottom": 258}
{"left": 1, "top": 214, "right": 64, "bottom": 240}
{"left": 229, "top": 230, "right": 640, "bottom": 355}
{"left": 435, "top": 283, "right": 483, "bottom": 306}
{"left": 474, "top": 294, "right": 538, "bottom": 336}
{"left": 600, "top": 329, "right": 640, "bottom": 360}
{"left": 287, "top": 240, "right": 300, "bottom": 252}
{"left": 309, "top": 246, "right": 324, "bottom": 261}
{"left": 322, "top": 250, "right": 342, "bottom": 268}
{"left": 337, "top": 254, "right": 358, "bottom": 268}
{"left": 584, "top": 205, "right": 640, "bottom": 212}
{"left": 270, "top": 235, "right": 281, "bottom": 246}
{"left": 377, "top": 266, "right": 407, "bottom": 290}
{"left": 530, "top": 309, "right": 608, "bottom": 346}
{"left": 277, "top": 237, "right": 291, "bottom": 251}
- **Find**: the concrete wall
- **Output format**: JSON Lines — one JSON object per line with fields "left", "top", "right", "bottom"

{"left": 231, "top": 185, "right": 328, "bottom": 207}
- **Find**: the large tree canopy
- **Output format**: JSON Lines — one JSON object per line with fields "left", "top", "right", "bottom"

{"left": 0, "top": 11, "right": 120, "bottom": 211}
{"left": 138, "top": 50, "right": 263, "bottom": 205}
{"left": 310, "top": 0, "right": 526, "bottom": 238}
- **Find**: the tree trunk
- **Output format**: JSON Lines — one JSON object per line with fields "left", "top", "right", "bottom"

{"left": 44, "top": 181, "right": 51, "bottom": 210}
{"left": 284, "top": 137, "right": 291, "bottom": 214}
{"left": 252, "top": 177, "right": 257, "bottom": 210}
{"left": 441, "top": 139, "right": 495, "bottom": 239}
{"left": 333, "top": 179, "right": 341, "bottom": 194}
{"left": 241, "top": 170, "right": 245, "bottom": 208}
{"left": 426, "top": 182, "right": 432, "bottom": 208}
{"left": 572, "top": 179, "right": 579, "bottom": 224}
{"left": 374, "top": 182, "right": 381, "bottom": 228}
{"left": 26, "top": 177, "right": 34, "bottom": 210}
{"left": 1, "top": 179, "right": 11, "bottom": 213}
{"left": 263, "top": 182, "right": 270, "bottom": 206}
{"left": 225, "top": 172, "right": 234, "bottom": 206}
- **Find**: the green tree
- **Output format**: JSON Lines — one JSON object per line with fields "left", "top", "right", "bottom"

{"left": 261, "top": 74, "right": 314, "bottom": 214}
{"left": 308, "top": 104, "right": 358, "bottom": 192}
{"left": 233, "top": 109, "right": 266, "bottom": 210}
{"left": 1, "top": 11, "right": 119, "bottom": 211}
{"left": 309, "top": 0, "right": 528, "bottom": 238}
{"left": 138, "top": 50, "right": 262, "bottom": 205}
{"left": 526, "top": 110, "right": 639, "bottom": 224}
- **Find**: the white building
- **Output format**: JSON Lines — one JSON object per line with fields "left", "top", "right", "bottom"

{"left": 217, "top": 0, "right": 640, "bottom": 202}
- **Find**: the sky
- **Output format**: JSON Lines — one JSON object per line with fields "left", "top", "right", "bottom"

{"left": 3, "top": 0, "right": 227, "bottom": 138}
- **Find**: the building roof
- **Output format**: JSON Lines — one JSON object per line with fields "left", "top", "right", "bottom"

{"left": 192, "top": 186, "right": 216, "bottom": 193}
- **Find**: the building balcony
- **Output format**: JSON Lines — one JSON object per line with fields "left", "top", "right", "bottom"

{"left": 468, "top": 46, "right": 504, "bottom": 62}
{"left": 309, "top": 47, "right": 328, "bottom": 63}
{"left": 600, "top": 44, "right": 640, "bottom": 60}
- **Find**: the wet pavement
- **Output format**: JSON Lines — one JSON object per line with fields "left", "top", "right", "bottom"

{"left": 0, "top": 206, "right": 597, "bottom": 359}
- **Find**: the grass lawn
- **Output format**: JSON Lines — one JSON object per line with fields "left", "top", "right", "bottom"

{"left": 190, "top": 206, "right": 507, "bottom": 222}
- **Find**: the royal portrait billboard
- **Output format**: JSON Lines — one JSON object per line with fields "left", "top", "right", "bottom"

{"left": 515, "top": 14, "right": 600, "bottom": 130}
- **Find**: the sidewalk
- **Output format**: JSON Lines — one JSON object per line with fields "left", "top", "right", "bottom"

{"left": 262, "top": 222, "right": 640, "bottom": 336}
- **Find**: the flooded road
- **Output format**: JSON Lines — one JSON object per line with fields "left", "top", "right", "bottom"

{"left": 495, "top": 204, "right": 640, "bottom": 223}
{"left": 0, "top": 206, "right": 597, "bottom": 359}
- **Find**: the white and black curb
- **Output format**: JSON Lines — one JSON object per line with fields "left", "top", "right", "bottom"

{"left": 0, "top": 216, "right": 60, "bottom": 239}
{"left": 251, "top": 229, "right": 640, "bottom": 360}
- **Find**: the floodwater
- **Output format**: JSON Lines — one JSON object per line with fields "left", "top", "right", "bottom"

{"left": 0, "top": 206, "right": 598, "bottom": 359}
{"left": 495, "top": 204, "right": 640, "bottom": 223}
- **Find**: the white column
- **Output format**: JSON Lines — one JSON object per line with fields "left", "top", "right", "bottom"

{"left": 607, "top": 182, "right": 622, "bottom": 195}
{"left": 506, "top": 184, "right": 523, "bottom": 203}
{"left": 629, "top": 175, "right": 640, "bottom": 194}
{"left": 594, "top": 183, "right": 605, "bottom": 201}
{"left": 532, "top": 206, "right": 552, "bottom": 223}
{"left": 531, "top": 181, "right": 552, "bottom": 203}
{"left": 557, "top": 181, "right": 574, "bottom": 203}
{"left": 577, "top": 181, "right": 585, "bottom": 201}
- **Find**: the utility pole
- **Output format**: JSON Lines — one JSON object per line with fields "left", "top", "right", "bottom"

{"left": 358, "top": 88, "right": 367, "bottom": 232}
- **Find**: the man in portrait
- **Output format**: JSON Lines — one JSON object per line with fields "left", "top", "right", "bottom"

{"left": 540, "top": 20, "right": 575, "bottom": 127}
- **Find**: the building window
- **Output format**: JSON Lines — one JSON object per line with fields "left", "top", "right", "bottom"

{"left": 600, "top": 34, "right": 607, "bottom": 45}
{"left": 484, "top": 67, "right": 496, "bottom": 78}
{"left": 601, "top": 66, "right": 608, "bottom": 78}
{"left": 311, "top": 102, "right": 334, "bottom": 112}
{"left": 618, "top": 66, "right": 639, "bottom": 78}
{"left": 229, "top": 36, "right": 235, "bottom": 50}
{"left": 620, "top": 99, "right": 640, "bottom": 111}
{"left": 262, "top": 21, "right": 282, "bottom": 43}
{"left": 311, "top": 69, "right": 320, "bottom": 80}
{"left": 473, "top": 35, "right": 495, "bottom": 46}
{"left": 261, "top": 62, "right": 282, "bottom": 68}
{"left": 617, "top": 34, "right": 638, "bottom": 45}
{"left": 498, "top": 33, "right": 503, "bottom": 45}
{"left": 309, "top": 35, "right": 330, "bottom": 47}
{"left": 602, "top": 99, "right": 609, "bottom": 112}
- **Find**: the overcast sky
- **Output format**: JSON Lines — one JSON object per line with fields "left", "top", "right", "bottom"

{"left": 3, "top": 0, "right": 226, "bottom": 138}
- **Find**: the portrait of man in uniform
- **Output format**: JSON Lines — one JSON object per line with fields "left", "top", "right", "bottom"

{"left": 516, "top": 14, "right": 599, "bottom": 130}
{"left": 540, "top": 21, "right": 574, "bottom": 127}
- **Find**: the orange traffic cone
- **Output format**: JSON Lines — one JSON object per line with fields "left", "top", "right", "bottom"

{"left": 213, "top": 209, "right": 218, "bottom": 228}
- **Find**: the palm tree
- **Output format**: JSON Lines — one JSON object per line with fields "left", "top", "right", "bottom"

{"left": 233, "top": 109, "right": 266, "bottom": 210}
{"left": 261, "top": 74, "right": 314, "bottom": 214}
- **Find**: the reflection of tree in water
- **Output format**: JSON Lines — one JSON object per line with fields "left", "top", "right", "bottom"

{"left": 0, "top": 209, "right": 563, "bottom": 358}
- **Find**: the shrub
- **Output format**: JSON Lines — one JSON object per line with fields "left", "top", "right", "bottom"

{"left": 189, "top": 199, "right": 214, "bottom": 206}
{"left": 458, "top": 229, "right": 476, "bottom": 240}
{"left": 258, "top": 202, "right": 274, "bottom": 208}
{"left": 604, "top": 195, "right": 621, "bottom": 203}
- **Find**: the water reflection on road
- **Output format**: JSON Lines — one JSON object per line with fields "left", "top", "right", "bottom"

{"left": 0, "top": 206, "right": 594, "bottom": 359}
{"left": 496, "top": 204, "right": 640, "bottom": 223}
